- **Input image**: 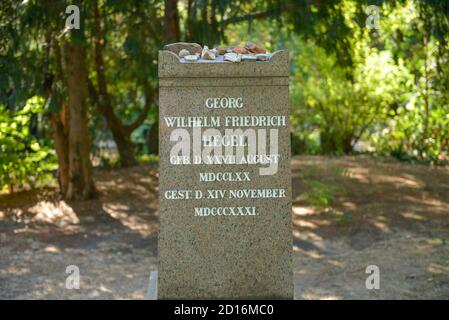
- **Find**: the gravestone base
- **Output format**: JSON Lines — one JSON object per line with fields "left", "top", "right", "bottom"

{"left": 145, "top": 271, "right": 158, "bottom": 300}
{"left": 145, "top": 270, "right": 299, "bottom": 300}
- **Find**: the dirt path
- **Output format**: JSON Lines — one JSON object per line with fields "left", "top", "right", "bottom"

{"left": 0, "top": 156, "right": 448, "bottom": 299}
{"left": 292, "top": 156, "right": 449, "bottom": 299}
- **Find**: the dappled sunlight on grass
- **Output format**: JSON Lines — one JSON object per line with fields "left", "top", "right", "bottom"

{"left": 1, "top": 266, "right": 31, "bottom": 276}
{"left": 293, "top": 246, "right": 323, "bottom": 259}
{"left": 0, "top": 199, "right": 80, "bottom": 230}
{"left": 401, "top": 211, "right": 426, "bottom": 221}
{"left": 341, "top": 201, "right": 357, "bottom": 211}
{"left": 296, "top": 230, "right": 324, "bottom": 243}
{"left": 344, "top": 167, "right": 371, "bottom": 183}
{"left": 370, "top": 216, "right": 391, "bottom": 232}
{"left": 401, "top": 196, "right": 449, "bottom": 214}
{"left": 29, "top": 201, "right": 80, "bottom": 226}
{"left": 346, "top": 168, "right": 424, "bottom": 189}
{"left": 43, "top": 245, "right": 61, "bottom": 253}
{"left": 102, "top": 202, "right": 155, "bottom": 237}
{"left": 428, "top": 263, "right": 449, "bottom": 277}
{"left": 375, "top": 174, "right": 423, "bottom": 188}
{"left": 294, "top": 220, "right": 318, "bottom": 229}
{"left": 292, "top": 206, "right": 315, "bottom": 216}
{"left": 301, "top": 293, "right": 342, "bottom": 300}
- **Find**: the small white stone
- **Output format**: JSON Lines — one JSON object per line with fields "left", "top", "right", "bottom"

{"left": 242, "top": 54, "right": 257, "bottom": 61}
{"left": 202, "top": 51, "right": 216, "bottom": 60}
{"left": 201, "top": 45, "right": 209, "bottom": 57}
{"left": 224, "top": 52, "right": 241, "bottom": 63}
{"left": 201, "top": 46, "right": 216, "bottom": 60}
{"left": 178, "top": 49, "right": 190, "bottom": 58}
{"left": 255, "top": 53, "right": 270, "bottom": 61}
{"left": 184, "top": 54, "right": 199, "bottom": 62}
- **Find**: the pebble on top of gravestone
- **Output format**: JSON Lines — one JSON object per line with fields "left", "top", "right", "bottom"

{"left": 157, "top": 42, "right": 293, "bottom": 299}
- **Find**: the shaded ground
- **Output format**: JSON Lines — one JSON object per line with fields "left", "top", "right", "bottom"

{"left": 0, "top": 156, "right": 448, "bottom": 299}
{"left": 292, "top": 156, "right": 449, "bottom": 299}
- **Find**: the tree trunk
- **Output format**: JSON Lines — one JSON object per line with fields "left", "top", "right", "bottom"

{"left": 421, "top": 30, "right": 430, "bottom": 159}
{"left": 147, "top": 118, "right": 159, "bottom": 155}
{"left": 93, "top": 0, "right": 149, "bottom": 167}
{"left": 109, "top": 120, "right": 136, "bottom": 167}
{"left": 64, "top": 42, "right": 95, "bottom": 200}
{"left": 320, "top": 130, "right": 336, "bottom": 154}
{"left": 320, "top": 129, "right": 353, "bottom": 155}
{"left": 342, "top": 134, "right": 353, "bottom": 154}
{"left": 186, "top": 0, "right": 194, "bottom": 41}
{"left": 164, "top": 0, "right": 180, "bottom": 42}
{"left": 51, "top": 108, "right": 70, "bottom": 195}
{"left": 51, "top": 42, "right": 70, "bottom": 195}
{"left": 43, "top": 35, "right": 70, "bottom": 197}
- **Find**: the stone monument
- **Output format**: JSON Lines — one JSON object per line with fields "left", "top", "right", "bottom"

{"left": 156, "top": 48, "right": 292, "bottom": 299}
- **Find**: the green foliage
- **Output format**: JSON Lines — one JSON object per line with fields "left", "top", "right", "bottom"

{"left": 300, "top": 164, "right": 348, "bottom": 211}
{"left": 302, "top": 180, "right": 337, "bottom": 209}
{"left": 372, "top": 0, "right": 449, "bottom": 163}
{"left": 137, "top": 154, "right": 160, "bottom": 166}
{"left": 288, "top": 0, "right": 449, "bottom": 161}
{"left": 0, "top": 97, "right": 57, "bottom": 191}
{"left": 291, "top": 38, "right": 411, "bottom": 154}
{"left": 336, "top": 212, "right": 353, "bottom": 224}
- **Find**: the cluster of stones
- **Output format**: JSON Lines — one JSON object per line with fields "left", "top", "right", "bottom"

{"left": 163, "top": 42, "right": 271, "bottom": 63}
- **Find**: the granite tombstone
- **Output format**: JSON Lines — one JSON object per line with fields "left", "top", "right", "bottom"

{"left": 157, "top": 49, "right": 292, "bottom": 299}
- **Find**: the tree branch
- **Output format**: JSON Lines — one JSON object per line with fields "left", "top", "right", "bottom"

{"left": 223, "top": 11, "right": 273, "bottom": 26}
{"left": 124, "top": 87, "right": 153, "bottom": 134}
{"left": 222, "top": 3, "right": 292, "bottom": 27}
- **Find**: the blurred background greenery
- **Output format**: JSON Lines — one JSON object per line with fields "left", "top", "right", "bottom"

{"left": 1, "top": 0, "right": 448, "bottom": 198}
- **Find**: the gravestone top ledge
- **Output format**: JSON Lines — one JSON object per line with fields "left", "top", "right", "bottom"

{"left": 158, "top": 50, "right": 289, "bottom": 78}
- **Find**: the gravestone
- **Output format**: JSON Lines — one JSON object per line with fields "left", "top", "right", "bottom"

{"left": 157, "top": 49, "right": 292, "bottom": 299}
